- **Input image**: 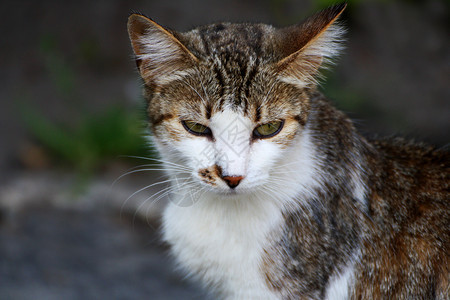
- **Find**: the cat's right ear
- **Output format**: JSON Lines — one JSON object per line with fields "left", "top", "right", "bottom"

{"left": 274, "top": 3, "right": 346, "bottom": 88}
{"left": 127, "top": 14, "right": 198, "bottom": 86}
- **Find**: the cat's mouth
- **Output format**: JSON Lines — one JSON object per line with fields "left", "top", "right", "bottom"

{"left": 198, "top": 166, "right": 247, "bottom": 191}
{"left": 214, "top": 183, "right": 258, "bottom": 197}
{"left": 196, "top": 176, "right": 250, "bottom": 196}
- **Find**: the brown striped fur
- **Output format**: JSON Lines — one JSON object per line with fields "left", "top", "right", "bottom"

{"left": 127, "top": 3, "right": 449, "bottom": 299}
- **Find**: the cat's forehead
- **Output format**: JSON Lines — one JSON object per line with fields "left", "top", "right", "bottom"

{"left": 181, "top": 23, "right": 277, "bottom": 64}
{"left": 168, "top": 74, "right": 306, "bottom": 126}
{"left": 140, "top": 20, "right": 312, "bottom": 125}
{"left": 173, "top": 23, "right": 286, "bottom": 115}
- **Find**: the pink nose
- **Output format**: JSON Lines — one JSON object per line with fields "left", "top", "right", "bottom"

{"left": 222, "top": 176, "right": 244, "bottom": 189}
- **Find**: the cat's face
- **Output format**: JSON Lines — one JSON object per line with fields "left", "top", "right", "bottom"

{"left": 127, "top": 6, "right": 344, "bottom": 198}
{"left": 149, "top": 66, "right": 309, "bottom": 195}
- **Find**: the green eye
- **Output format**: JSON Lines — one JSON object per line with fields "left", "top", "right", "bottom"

{"left": 182, "top": 120, "right": 212, "bottom": 136}
{"left": 253, "top": 121, "right": 284, "bottom": 138}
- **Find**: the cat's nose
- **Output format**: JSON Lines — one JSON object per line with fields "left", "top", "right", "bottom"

{"left": 222, "top": 176, "right": 244, "bottom": 189}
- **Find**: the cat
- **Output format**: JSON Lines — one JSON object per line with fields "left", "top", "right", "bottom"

{"left": 127, "top": 3, "right": 449, "bottom": 299}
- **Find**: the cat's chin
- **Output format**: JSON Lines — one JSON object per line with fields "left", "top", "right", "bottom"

{"left": 217, "top": 189, "right": 239, "bottom": 196}
{"left": 213, "top": 187, "right": 254, "bottom": 197}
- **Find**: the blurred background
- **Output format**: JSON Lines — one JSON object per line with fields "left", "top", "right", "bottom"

{"left": 0, "top": 0, "right": 448, "bottom": 299}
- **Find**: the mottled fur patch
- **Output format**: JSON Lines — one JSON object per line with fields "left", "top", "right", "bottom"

{"left": 128, "top": 3, "right": 449, "bottom": 300}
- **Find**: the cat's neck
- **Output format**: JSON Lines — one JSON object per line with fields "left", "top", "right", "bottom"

{"left": 307, "top": 91, "right": 372, "bottom": 205}
{"left": 163, "top": 176, "right": 285, "bottom": 298}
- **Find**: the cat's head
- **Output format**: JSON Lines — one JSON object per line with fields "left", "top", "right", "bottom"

{"left": 127, "top": 4, "right": 345, "bottom": 198}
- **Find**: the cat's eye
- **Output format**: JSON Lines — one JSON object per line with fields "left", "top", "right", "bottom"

{"left": 253, "top": 121, "right": 284, "bottom": 139}
{"left": 182, "top": 120, "right": 212, "bottom": 136}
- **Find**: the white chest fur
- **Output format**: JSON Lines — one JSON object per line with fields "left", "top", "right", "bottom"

{"left": 160, "top": 130, "right": 326, "bottom": 299}
{"left": 163, "top": 193, "right": 283, "bottom": 299}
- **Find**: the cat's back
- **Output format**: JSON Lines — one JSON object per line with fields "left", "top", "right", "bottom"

{"left": 354, "top": 139, "right": 449, "bottom": 299}
{"left": 370, "top": 138, "right": 449, "bottom": 204}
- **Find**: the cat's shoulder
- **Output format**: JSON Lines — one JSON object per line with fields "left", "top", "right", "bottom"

{"left": 367, "top": 137, "right": 449, "bottom": 224}
{"left": 371, "top": 137, "right": 448, "bottom": 162}
{"left": 370, "top": 137, "right": 449, "bottom": 184}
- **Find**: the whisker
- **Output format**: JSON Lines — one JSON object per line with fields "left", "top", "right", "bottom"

{"left": 270, "top": 170, "right": 306, "bottom": 177}
{"left": 119, "top": 155, "right": 192, "bottom": 171}
{"left": 182, "top": 184, "right": 209, "bottom": 207}
{"left": 261, "top": 80, "right": 277, "bottom": 105}
{"left": 119, "top": 176, "right": 191, "bottom": 219}
{"left": 199, "top": 79, "right": 211, "bottom": 103}
{"left": 183, "top": 80, "right": 208, "bottom": 107}
{"left": 271, "top": 159, "right": 307, "bottom": 170}
{"left": 259, "top": 185, "right": 294, "bottom": 210}
{"left": 112, "top": 168, "right": 191, "bottom": 188}
{"left": 133, "top": 175, "right": 196, "bottom": 224}
{"left": 114, "top": 164, "right": 190, "bottom": 185}
{"left": 143, "top": 181, "right": 196, "bottom": 225}
{"left": 169, "top": 183, "right": 200, "bottom": 207}
{"left": 127, "top": 163, "right": 191, "bottom": 172}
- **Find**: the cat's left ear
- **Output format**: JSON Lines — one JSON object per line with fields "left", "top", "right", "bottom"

{"left": 275, "top": 3, "right": 346, "bottom": 87}
{"left": 127, "top": 14, "right": 198, "bottom": 86}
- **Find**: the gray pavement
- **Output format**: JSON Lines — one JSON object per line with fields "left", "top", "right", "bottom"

{"left": 0, "top": 205, "right": 210, "bottom": 300}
